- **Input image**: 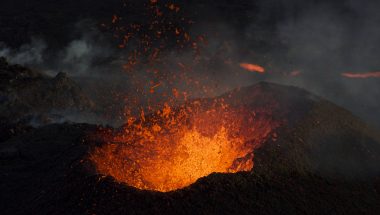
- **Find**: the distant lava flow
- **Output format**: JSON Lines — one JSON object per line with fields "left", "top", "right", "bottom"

{"left": 90, "top": 99, "right": 280, "bottom": 192}
{"left": 239, "top": 63, "right": 265, "bottom": 73}
{"left": 342, "top": 71, "right": 380, "bottom": 78}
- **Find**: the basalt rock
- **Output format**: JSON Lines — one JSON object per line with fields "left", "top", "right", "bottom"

{"left": 0, "top": 57, "right": 94, "bottom": 125}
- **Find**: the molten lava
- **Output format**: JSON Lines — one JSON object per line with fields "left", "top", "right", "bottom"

{"left": 342, "top": 71, "right": 380, "bottom": 78}
{"left": 91, "top": 1, "right": 280, "bottom": 192}
{"left": 90, "top": 100, "right": 278, "bottom": 192}
{"left": 239, "top": 63, "right": 265, "bottom": 73}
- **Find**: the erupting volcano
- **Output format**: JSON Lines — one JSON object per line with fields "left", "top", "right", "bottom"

{"left": 1, "top": 0, "right": 380, "bottom": 214}
{"left": 90, "top": 98, "right": 279, "bottom": 191}
{"left": 87, "top": 2, "right": 284, "bottom": 192}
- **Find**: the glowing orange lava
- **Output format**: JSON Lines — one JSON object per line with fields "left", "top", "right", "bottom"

{"left": 91, "top": 1, "right": 280, "bottom": 193}
{"left": 90, "top": 100, "right": 278, "bottom": 192}
{"left": 239, "top": 63, "right": 265, "bottom": 73}
{"left": 342, "top": 71, "right": 380, "bottom": 78}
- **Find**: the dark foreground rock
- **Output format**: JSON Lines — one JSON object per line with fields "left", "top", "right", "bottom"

{"left": 1, "top": 82, "right": 380, "bottom": 215}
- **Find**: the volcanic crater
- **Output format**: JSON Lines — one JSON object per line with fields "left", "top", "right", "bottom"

{"left": 89, "top": 91, "right": 282, "bottom": 192}
{"left": 1, "top": 80, "right": 380, "bottom": 215}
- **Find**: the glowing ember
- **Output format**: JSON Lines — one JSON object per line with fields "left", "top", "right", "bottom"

{"left": 239, "top": 63, "right": 265, "bottom": 73}
{"left": 342, "top": 71, "right": 380, "bottom": 78}
{"left": 90, "top": 100, "right": 279, "bottom": 192}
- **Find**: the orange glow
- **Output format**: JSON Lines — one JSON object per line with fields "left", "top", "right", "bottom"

{"left": 90, "top": 100, "right": 279, "bottom": 192}
{"left": 342, "top": 71, "right": 380, "bottom": 78}
{"left": 239, "top": 63, "right": 265, "bottom": 73}
{"left": 290, "top": 70, "right": 301, "bottom": 77}
{"left": 92, "top": 1, "right": 280, "bottom": 193}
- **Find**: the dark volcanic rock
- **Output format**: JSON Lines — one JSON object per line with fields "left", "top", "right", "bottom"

{"left": 1, "top": 82, "right": 380, "bottom": 215}
{"left": 254, "top": 99, "right": 380, "bottom": 179}
{"left": 0, "top": 57, "right": 94, "bottom": 125}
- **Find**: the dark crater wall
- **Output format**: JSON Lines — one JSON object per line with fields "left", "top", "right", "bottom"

{"left": 1, "top": 82, "right": 380, "bottom": 215}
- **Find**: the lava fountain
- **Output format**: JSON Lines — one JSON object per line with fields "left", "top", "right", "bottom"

{"left": 89, "top": 0, "right": 281, "bottom": 192}
{"left": 90, "top": 98, "right": 280, "bottom": 192}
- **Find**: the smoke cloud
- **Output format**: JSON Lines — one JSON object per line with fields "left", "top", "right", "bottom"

{"left": 0, "top": 38, "right": 47, "bottom": 66}
{"left": 0, "top": 0, "right": 379, "bottom": 128}
{"left": 265, "top": 0, "right": 380, "bottom": 127}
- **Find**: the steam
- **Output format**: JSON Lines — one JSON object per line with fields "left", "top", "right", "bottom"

{"left": 0, "top": 0, "right": 379, "bottom": 128}
{"left": 193, "top": 0, "right": 380, "bottom": 120}
{"left": 62, "top": 40, "right": 94, "bottom": 76}
{"left": 0, "top": 20, "right": 120, "bottom": 78}
{"left": 0, "top": 38, "right": 47, "bottom": 66}
{"left": 57, "top": 24, "right": 118, "bottom": 77}
{"left": 0, "top": 21, "right": 129, "bottom": 126}
{"left": 241, "top": 0, "right": 380, "bottom": 128}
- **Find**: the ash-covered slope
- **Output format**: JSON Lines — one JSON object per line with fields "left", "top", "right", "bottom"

{"left": 255, "top": 98, "right": 380, "bottom": 179}
{"left": 0, "top": 57, "right": 94, "bottom": 140}
{"left": 1, "top": 82, "right": 380, "bottom": 215}
{"left": 0, "top": 57, "right": 93, "bottom": 119}
{"left": 229, "top": 82, "right": 380, "bottom": 179}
